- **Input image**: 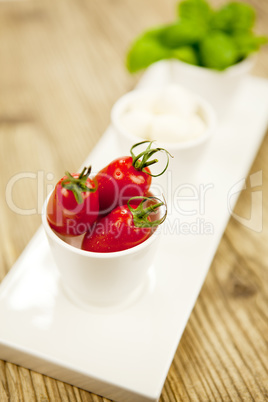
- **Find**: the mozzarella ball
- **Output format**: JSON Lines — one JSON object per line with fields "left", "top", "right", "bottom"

{"left": 119, "top": 109, "right": 153, "bottom": 139}
{"left": 152, "top": 85, "right": 198, "bottom": 117}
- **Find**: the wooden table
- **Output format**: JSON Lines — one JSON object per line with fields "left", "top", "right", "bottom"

{"left": 0, "top": 0, "right": 267, "bottom": 400}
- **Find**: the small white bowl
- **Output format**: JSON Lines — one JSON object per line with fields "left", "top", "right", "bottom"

{"left": 111, "top": 86, "right": 217, "bottom": 189}
{"left": 169, "top": 56, "right": 255, "bottom": 116}
{"left": 42, "top": 193, "right": 163, "bottom": 308}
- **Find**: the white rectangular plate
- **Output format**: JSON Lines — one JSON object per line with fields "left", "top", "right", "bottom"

{"left": 0, "top": 67, "right": 268, "bottom": 402}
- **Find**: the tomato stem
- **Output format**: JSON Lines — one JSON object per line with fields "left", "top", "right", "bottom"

{"left": 130, "top": 141, "right": 173, "bottom": 177}
{"left": 61, "top": 166, "right": 97, "bottom": 204}
{"left": 127, "top": 196, "right": 167, "bottom": 228}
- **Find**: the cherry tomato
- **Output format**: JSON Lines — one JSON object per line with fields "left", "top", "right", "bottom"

{"left": 47, "top": 166, "right": 99, "bottom": 236}
{"left": 82, "top": 196, "right": 167, "bottom": 253}
{"left": 95, "top": 141, "right": 171, "bottom": 215}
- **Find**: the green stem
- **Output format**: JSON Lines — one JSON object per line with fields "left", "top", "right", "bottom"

{"left": 61, "top": 166, "right": 97, "bottom": 204}
{"left": 130, "top": 140, "right": 173, "bottom": 177}
{"left": 127, "top": 196, "right": 167, "bottom": 228}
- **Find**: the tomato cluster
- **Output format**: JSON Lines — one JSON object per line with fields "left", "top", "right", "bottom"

{"left": 46, "top": 141, "right": 170, "bottom": 253}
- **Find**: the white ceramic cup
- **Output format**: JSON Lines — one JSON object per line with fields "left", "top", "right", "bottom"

{"left": 169, "top": 57, "right": 255, "bottom": 116}
{"left": 42, "top": 193, "right": 163, "bottom": 307}
{"left": 111, "top": 86, "right": 217, "bottom": 191}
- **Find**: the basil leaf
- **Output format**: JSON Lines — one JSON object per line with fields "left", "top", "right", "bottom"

{"left": 199, "top": 31, "right": 239, "bottom": 70}
{"left": 126, "top": 33, "right": 171, "bottom": 73}
{"left": 178, "top": 0, "right": 213, "bottom": 24}
{"left": 211, "top": 2, "right": 255, "bottom": 33}
{"left": 171, "top": 46, "right": 199, "bottom": 65}
{"left": 233, "top": 32, "right": 268, "bottom": 59}
{"left": 160, "top": 20, "right": 208, "bottom": 49}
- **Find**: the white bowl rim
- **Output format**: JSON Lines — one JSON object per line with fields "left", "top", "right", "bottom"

{"left": 42, "top": 192, "right": 162, "bottom": 259}
{"left": 111, "top": 85, "right": 217, "bottom": 151}
{"left": 169, "top": 54, "right": 256, "bottom": 77}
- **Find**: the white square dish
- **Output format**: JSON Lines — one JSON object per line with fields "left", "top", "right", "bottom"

{"left": 0, "top": 67, "right": 268, "bottom": 402}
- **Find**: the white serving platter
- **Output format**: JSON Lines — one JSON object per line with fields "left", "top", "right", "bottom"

{"left": 0, "top": 64, "right": 268, "bottom": 402}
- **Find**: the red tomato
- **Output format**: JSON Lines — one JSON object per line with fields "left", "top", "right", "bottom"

{"left": 95, "top": 155, "right": 151, "bottom": 215}
{"left": 47, "top": 167, "right": 99, "bottom": 236}
{"left": 95, "top": 141, "right": 171, "bottom": 215}
{"left": 82, "top": 196, "right": 167, "bottom": 253}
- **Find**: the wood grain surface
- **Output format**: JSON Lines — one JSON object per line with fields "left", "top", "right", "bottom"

{"left": 0, "top": 0, "right": 267, "bottom": 401}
